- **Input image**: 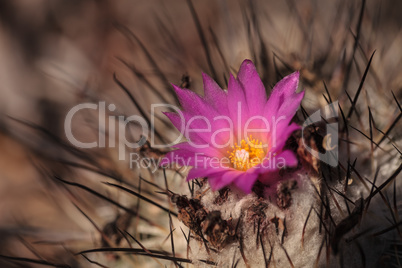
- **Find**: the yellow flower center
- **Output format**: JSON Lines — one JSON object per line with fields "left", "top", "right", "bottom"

{"left": 228, "top": 136, "right": 266, "bottom": 171}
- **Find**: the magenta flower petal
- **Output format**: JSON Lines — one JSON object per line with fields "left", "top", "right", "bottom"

{"left": 163, "top": 59, "right": 304, "bottom": 194}
{"left": 164, "top": 92, "right": 232, "bottom": 148}
{"left": 277, "top": 150, "right": 298, "bottom": 166}
{"left": 202, "top": 73, "right": 229, "bottom": 115}
{"left": 163, "top": 111, "right": 208, "bottom": 146}
{"left": 257, "top": 151, "right": 298, "bottom": 185}
{"left": 205, "top": 170, "right": 240, "bottom": 190}
{"left": 237, "top": 60, "right": 267, "bottom": 116}
{"left": 263, "top": 71, "right": 301, "bottom": 120}
{"left": 270, "top": 71, "right": 300, "bottom": 102}
{"left": 160, "top": 142, "right": 227, "bottom": 168}
{"left": 271, "top": 122, "right": 301, "bottom": 152}
{"left": 227, "top": 74, "right": 250, "bottom": 138}
{"left": 173, "top": 84, "right": 209, "bottom": 114}
{"left": 277, "top": 91, "right": 305, "bottom": 123}
{"left": 173, "top": 84, "right": 226, "bottom": 126}
{"left": 247, "top": 150, "right": 298, "bottom": 176}
{"left": 233, "top": 172, "right": 259, "bottom": 194}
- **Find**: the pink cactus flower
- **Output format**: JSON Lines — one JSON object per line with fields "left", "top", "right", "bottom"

{"left": 162, "top": 59, "right": 304, "bottom": 194}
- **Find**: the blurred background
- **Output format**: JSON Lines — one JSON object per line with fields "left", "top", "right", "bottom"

{"left": 0, "top": 0, "right": 401, "bottom": 267}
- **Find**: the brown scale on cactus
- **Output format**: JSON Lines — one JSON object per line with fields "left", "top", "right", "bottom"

{"left": 201, "top": 211, "right": 235, "bottom": 250}
{"left": 170, "top": 193, "right": 235, "bottom": 250}
{"left": 170, "top": 194, "right": 207, "bottom": 236}
{"left": 214, "top": 187, "right": 230, "bottom": 205}
{"left": 245, "top": 198, "right": 270, "bottom": 233}
{"left": 276, "top": 179, "right": 298, "bottom": 209}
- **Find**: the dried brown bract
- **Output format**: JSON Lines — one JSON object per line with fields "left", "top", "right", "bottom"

{"left": 214, "top": 187, "right": 230, "bottom": 205}
{"left": 252, "top": 179, "right": 268, "bottom": 198}
{"left": 293, "top": 126, "right": 324, "bottom": 175}
{"left": 171, "top": 194, "right": 207, "bottom": 237}
{"left": 171, "top": 193, "right": 235, "bottom": 250}
{"left": 276, "top": 179, "right": 298, "bottom": 209}
{"left": 245, "top": 198, "right": 269, "bottom": 233}
{"left": 201, "top": 211, "right": 235, "bottom": 250}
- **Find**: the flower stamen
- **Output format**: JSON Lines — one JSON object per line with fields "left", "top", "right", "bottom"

{"left": 228, "top": 136, "right": 266, "bottom": 171}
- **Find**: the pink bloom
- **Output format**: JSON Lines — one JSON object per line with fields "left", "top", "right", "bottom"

{"left": 162, "top": 60, "right": 304, "bottom": 194}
